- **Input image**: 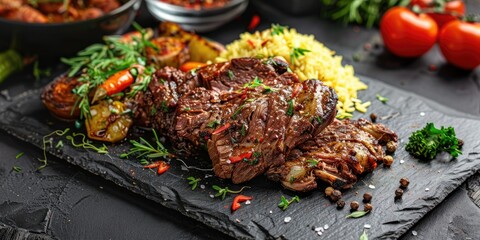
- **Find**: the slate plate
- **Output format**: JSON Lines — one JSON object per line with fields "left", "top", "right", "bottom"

{"left": 1, "top": 76, "right": 479, "bottom": 240}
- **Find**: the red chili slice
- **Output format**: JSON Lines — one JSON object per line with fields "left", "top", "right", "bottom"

{"left": 212, "top": 122, "right": 231, "bottom": 135}
{"left": 231, "top": 195, "right": 253, "bottom": 211}
{"left": 229, "top": 151, "right": 253, "bottom": 163}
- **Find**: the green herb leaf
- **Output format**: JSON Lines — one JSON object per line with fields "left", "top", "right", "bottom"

{"left": 15, "top": 152, "right": 24, "bottom": 159}
{"left": 346, "top": 210, "right": 369, "bottom": 218}
{"left": 187, "top": 176, "right": 201, "bottom": 190}
{"left": 286, "top": 100, "right": 294, "bottom": 116}
{"left": 376, "top": 94, "right": 389, "bottom": 104}
{"left": 207, "top": 120, "right": 220, "bottom": 129}
{"left": 271, "top": 24, "right": 288, "bottom": 36}
{"left": 359, "top": 230, "right": 368, "bottom": 240}
{"left": 290, "top": 47, "right": 311, "bottom": 65}
{"left": 228, "top": 70, "right": 235, "bottom": 80}
{"left": 212, "top": 185, "right": 249, "bottom": 200}
{"left": 278, "top": 195, "right": 300, "bottom": 210}
{"left": 12, "top": 166, "right": 22, "bottom": 172}
{"left": 306, "top": 159, "right": 319, "bottom": 167}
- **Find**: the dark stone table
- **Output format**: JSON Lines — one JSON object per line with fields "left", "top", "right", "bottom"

{"left": 1, "top": 1, "right": 479, "bottom": 239}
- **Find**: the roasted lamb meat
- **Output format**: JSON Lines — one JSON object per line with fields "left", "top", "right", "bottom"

{"left": 131, "top": 57, "right": 338, "bottom": 183}
{"left": 267, "top": 118, "right": 398, "bottom": 192}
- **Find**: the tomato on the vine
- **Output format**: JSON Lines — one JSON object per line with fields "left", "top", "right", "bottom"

{"left": 380, "top": 7, "right": 438, "bottom": 57}
{"left": 410, "top": 0, "right": 465, "bottom": 29}
{"left": 438, "top": 20, "right": 480, "bottom": 70}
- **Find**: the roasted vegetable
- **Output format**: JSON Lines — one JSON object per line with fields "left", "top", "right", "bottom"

{"left": 158, "top": 22, "right": 225, "bottom": 63}
{"left": 405, "top": 122, "right": 462, "bottom": 160}
{"left": 41, "top": 74, "right": 81, "bottom": 120}
{"left": 85, "top": 100, "right": 133, "bottom": 143}
{"left": 146, "top": 37, "right": 189, "bottom": 68}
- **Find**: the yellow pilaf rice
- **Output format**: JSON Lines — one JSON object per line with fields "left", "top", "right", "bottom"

{"left": 217, "top": 27, "right": 369, "bottom": 119}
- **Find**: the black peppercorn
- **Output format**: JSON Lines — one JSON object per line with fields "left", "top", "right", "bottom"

{"left": 364, "top": 203, "right": 373, "bottom": 212}
{"left": 350, "top": 201, "right": 359, "bottom": 211}
{"left": 330, "top": 190, "right": 342, "bottom": 202}
{"left": 325, "top": 187, "right": 334, "bottom": 197}
{"left": 400, "top": 178, "right": 410, "bottom": 189}
{"left": 363, "top": 192, "right": 372, "bottom": 203}
{"left": 336, "top": 200, "right": 345, "bottom": 209}
{"left": 395, "top": 188, "right": 404, "bottom": 199}
{"left": 370, "top": 113, "right": 377, "bottom": 123}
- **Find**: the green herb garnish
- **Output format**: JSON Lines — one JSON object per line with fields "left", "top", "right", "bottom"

{"left": 359, "top": 230, "right": 368, "bottom": 240}
{"left": 212, "top": 185, "right": 249, "bottom": 200}
{"left": 346, "top": 210, "right": 369, "bottom": 218}
{"left": 271, "top": 24, "right": 288, "bottom": 36}
{"left": 290, "top": 47, "right": 311, "bottom": 65}
{"left": 405, "top": 123, "right": 462, "bottom": 160}
{"left": 120, "top": 129, "right": 169, "bottom": 159}
{"left": 15, "top": 152, "right": 24, "bottom": 159}
{"left": 228, "top": 70, "right": 235, "bottom": 80}
{"left": 286, "top": 100, "right": 294, "bottom": 116}
{"left": 278, "top": 195, "right": 300, "bottom": 210}
{"left": 12, "top": 166, "right": 22, "bottom": 172}
{"left": 33, "top": 60, "right": 51, "bottom": 80}
{"left": 39, "top": 128, "right": 70, "bottom": 170}
{"left": 376, "top": 94, "right": 389, "bottom": 104}
{"left": 62, "top": 23, "right": 153, "bottom": 119}
{"left": 187, "top": 176, "right": 201, "bottom": 190}
{"left": 306, "top": 159, "right": 319, "bottom": 167}
{"left": 207, "top": 120, "right": 220, "bottom": 129}
{"left": 321, "top": 0, "right": 410, "bottom": 28}
{"left": 66, "top": 133, "right": 109, "bottom": 154}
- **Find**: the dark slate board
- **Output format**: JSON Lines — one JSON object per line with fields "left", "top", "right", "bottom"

{"left": 1, "top": 76, "right": 479, "bottom": 240}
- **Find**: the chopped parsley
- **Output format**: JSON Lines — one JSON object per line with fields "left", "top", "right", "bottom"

{"left": 278, "top": 195, "right": 300, "bottom": 210}
{"left": 207, "top": 120, "right": 221, "bottom": 128}
{"left": 286, "top": 100, "right": 294, "bottom": 116}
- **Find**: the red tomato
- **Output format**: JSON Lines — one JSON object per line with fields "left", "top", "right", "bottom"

{"left": 410, "top": 0, "right": 465, "bottom": 29}
{"left": 380, "top": 7, "right": 438, "bottom": 57}
{"left": 438, "top": 20, "right": 480, "bottom": 70}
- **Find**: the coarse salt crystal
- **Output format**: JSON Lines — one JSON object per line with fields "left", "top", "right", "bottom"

{"left": 368, "top": 184, "right": 376, "bottom": 189}
{"left": 226, "top": 160, "right": 231, "bottom": 164}
{"left": 245, "top": 200, "right": 251, "bottom": 205}
{"left": 317, "top": 231, "right": 323, "bottom": 236}
{"left": 200, "top": 184, "right": 205, "bottom": 189}
{"left": 420, "top": 112, "right": 425, "bottom": 116}
{"left": 284, "top": 217, "right": 291, "bottom": 223}
{"left": 400, "top": 159, "right": 405, "bottom": 164}
{"left": 425, "top": 188, "right": 430, "bottom": 192}
{"left": 412, "top": 230, "right": 418, "bottom": 236}
{"left": 323, "top": 224, "right": 329, "bottom": 230}
{"left": 269, "top": 210, "right": 273, "bottom": 214}
{"left": 364, "top": 224, "right": 371, "bottom": 229}
{"left": 314, "top": 227, "right": 323, "bottom": 232}
{"left": 209, "top": 194, "right": 214, "bottom": 198}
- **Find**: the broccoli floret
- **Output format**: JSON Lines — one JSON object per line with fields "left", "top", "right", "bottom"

{"left": 405, "top": 123, "right": 462, "bottom": 160}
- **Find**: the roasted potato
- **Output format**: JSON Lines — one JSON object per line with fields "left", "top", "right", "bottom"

{"left": 85, "top": 100, "right": 133, "bottom": 143}
{"left": 188, "top": 35, "right": 225, "bottom": 63}
{"left": 146, "top": 37, "right": 190, "bottom": 68}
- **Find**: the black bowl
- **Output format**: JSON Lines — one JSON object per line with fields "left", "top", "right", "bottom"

{"left": 0, "top": 0, "right": 142, "bottom": 59}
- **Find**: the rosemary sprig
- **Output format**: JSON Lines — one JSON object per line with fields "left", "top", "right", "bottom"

{"left": 212, "top": 185, "right": 249, "bottom": 200}
{"left": 15, "top": 152, "right": 24, "bottom": 159}
{"left": 376, "top": 94, "right": 389, "bottom": 104}
{"left": 120, "top": 129, "right": 170, "bottom": 159}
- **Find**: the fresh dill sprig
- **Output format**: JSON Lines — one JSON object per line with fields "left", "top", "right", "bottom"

{"left": 39, "top": 128, "right": 71, "bottom": 170}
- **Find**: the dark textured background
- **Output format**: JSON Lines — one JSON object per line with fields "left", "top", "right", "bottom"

{"left": 1, "top": 1, "right": 480, "bottom": 239}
